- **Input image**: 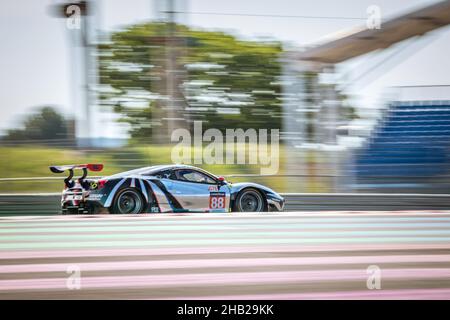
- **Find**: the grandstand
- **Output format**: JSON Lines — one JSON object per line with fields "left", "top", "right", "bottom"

{"left": 354, "top": 100, "right": 450, "bottom": 191}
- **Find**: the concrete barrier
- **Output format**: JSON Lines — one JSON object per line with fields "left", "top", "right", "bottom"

{"left": 1, "top": 193, "right": 450, "bottom": 215}
{"left": 283, "top": 193, "right": 450, "bottom": 211}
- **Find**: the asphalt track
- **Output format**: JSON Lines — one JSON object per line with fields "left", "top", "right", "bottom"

{"left": 1, "top": 211, "right": 450, "bottom": 299}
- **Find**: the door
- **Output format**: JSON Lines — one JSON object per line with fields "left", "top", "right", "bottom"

{"left": 167, "top": 169, "right": 229, "bottom": 212}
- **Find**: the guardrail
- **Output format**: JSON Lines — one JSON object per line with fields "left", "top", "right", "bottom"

{"left": 1, "top": 193, "right": 450, "bottom": 215}
{"left": 0, "top": 193, "right": 61, "bottom": 215}
{"left": 282, "top": 193, "right": 450, "bottom": 211}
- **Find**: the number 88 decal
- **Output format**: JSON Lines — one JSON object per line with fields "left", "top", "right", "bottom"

{"left": 209, "top": 192, "right": 225, "bottom": 209}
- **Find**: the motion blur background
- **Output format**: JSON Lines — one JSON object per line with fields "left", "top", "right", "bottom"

{"left": 1, "top": 0, "right": 450, "bottom": 195}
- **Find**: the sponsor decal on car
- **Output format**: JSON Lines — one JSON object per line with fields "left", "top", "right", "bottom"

{"left": 150, "top": 206, "right": 160, "bottom": 213}
{"left": 208, "top": 185, "right": 219, "bottom": 192}
{"left": 65, "top": 194, "right": 83, "bottom": 201}
{"left": 88, "top": 193, "right": 105, "bottom": 201}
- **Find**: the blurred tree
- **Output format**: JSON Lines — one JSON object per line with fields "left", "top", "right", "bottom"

{"left": 2, "top": 107, "right": 71, "bottom": 143}
{"left": 98, "top": 22, "right": 283, "bottom": 142}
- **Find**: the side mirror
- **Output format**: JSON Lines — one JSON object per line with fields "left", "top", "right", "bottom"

{"left": 218, "top": 176, "right": 226, "bottom": 185}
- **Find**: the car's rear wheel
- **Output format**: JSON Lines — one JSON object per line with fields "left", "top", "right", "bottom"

{"left": 111, "top": 188, "right": 145, "bottom": 214}
{"left": 233, "top": 188, "right": 266, "bottom": 212}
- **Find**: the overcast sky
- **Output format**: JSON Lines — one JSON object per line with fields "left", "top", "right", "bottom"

{"left": 0, "top": 0, "right": 449, "bottom": 136}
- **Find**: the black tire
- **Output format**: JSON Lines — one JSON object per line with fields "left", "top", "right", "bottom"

{"left": 233, "top": 188, "right": 267, "bottom": 212}
{"left": 111, "top": 188, "right": 145, "bottom": 214}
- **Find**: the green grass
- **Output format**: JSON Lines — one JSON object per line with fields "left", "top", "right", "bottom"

{"left": 0, "top": 146, "right": 121, "bottom": 193}
{"left": 0, "top": 146, "right": 121, "bottom": 178}
{"left": 0, "top": 145, "right": 332, "bottom": 193}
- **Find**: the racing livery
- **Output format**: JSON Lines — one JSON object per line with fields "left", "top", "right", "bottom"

{"left": 49, "top": 164, "right": 285, "bottom": 214}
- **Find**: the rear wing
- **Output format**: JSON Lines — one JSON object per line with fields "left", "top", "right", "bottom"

{"left": 49, "top": 164, "right": 103, "bottom": 188}
{"left": 49, "top": 164, "right": 103, "bottom": 174}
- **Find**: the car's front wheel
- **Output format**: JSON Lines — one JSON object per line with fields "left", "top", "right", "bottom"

{"left": 233, "top": 188, "right": 266, "bottom": 212}
{"left": 111, "top": 188, "right": 145, "bottom": 214}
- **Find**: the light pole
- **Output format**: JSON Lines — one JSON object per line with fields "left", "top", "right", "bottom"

{"left": 49, "top": 1, "right": 97, "bottom": 148}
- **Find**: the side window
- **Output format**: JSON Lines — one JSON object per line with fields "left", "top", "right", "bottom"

{"left": 176, "top": 169, "right": 216, "bottom": 184}
{"left": 152, "top": 170, "right": 176, "bottom": 180}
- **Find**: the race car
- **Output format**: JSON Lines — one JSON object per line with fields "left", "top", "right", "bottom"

{"left": 49, "top": 164, "right": 285, "bottom": 214}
